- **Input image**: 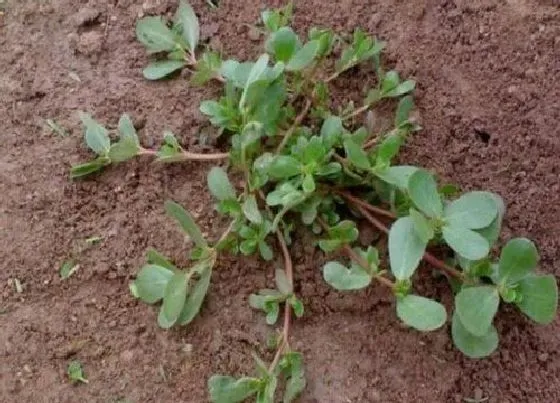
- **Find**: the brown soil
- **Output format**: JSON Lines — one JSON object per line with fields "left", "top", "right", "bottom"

{"left": 1, "top": 0, "right": 559, "bottom": 402}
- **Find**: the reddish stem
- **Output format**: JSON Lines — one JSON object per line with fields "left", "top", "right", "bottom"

{"left": 138, "top": 147, "right": 229, "bottom": 161}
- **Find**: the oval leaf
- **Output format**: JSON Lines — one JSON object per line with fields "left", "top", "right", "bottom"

{"left": 516, "top": 274, "right": 558, "bottom": 324}
{"left": 242, "top": 194, "right": 263, "bottom": 224}
{"left": 409, "top": 208, "right": 434, "bottom": 243}
{"left": 322, "top": 261, "right": 371, "bottom": 290}
{"left": 108, "top": 137, "right": 139, "bottom": 162}
{"left": 475, "top": 192, "right": 505, "bottom": 246}
{"left": 343, "top": 139, "right": 370, "bottom": 170}
{"left": 164, "top": 200, "right": 207, "bottom": 247}
{"left": 286, "top": 40, "right": 319, "bottom": 71}
{"left": 442, "top": 224, "right": 490, "bottom": 260}
{"left": 174, "top": 0, "right": 199, "bottom": 52}
{"left": 498, "top": 238, "right": 538, "bottom": 285}
{"left": 79, "top": 112, "right": 110, "bottom": 155}
{"left": 118, "top": 114, "right": 139, "bottom": 144}
{"left": 455, "top": 285, "right": 499, "bottom": 336}
{"left": 143, "top": 60, "right": 185, "bottom": 80}
{"left": 208, "top": 375, "right": 260, "bottom": 403}
{"left": 157, "top": 306, "right": 177, "bottom": 329}
{"left": 265, "top": 26, "right": 299, "bottom": 62}
{"left": 375, "top": 165, "right": 419, "bottom": 190}
{"left": 407, "top": 169, "right": 443, "bottom": 218}
{"left": 162, "top": 272, "right": 189, "bottom": 324}
{"left": 268, "top": 156, "right": 302, "bottom": 179}
{"left": 133, "top": 264, "right": 174, "bottom": 304}
{"left": 177, "top": 264, "right": 212, "bottom": 325}
{"left": 208, "top": 167, "right": 236, "bottom": 201}
{"left": 135, "top": 16, "right": 177, "bottom": 54}
{"left": 396, "top": 295, "right": 447, "bottom": 331}
{"left": 444, "top": 191, "right": 498, "bottom": 229}
{"left": 452, "top": 311, "right": 498, "bottom": 358}
{"left": 388, "top": 217, "right": 427, "bottom": 280}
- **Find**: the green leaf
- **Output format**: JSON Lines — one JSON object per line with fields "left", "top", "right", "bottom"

{"left": 322, "top": 261, "right": 371, "bottom": 290}
{"left": 396, "top": 295, "right": 447, "bottom": 331}
{"left": 442, "top": 224, "right": 490, "bottom": 260}
{"left": 242, "top": 194, "right": 263, "bottom": 224}
{"left": 79, "top": 112, "right": 110, "bottom": 155}
{"left": 375, "top": 165, "right": 419, "bottom": 190}
{"left": 146, "top": 248, "right": 178, "bottom": 272}
{"left": 59, "top": 260, "right": 79, "bottom": 280}
{"left": 258, "top": 241, "right": 274, "bottom": 261}
{"left": 162, "top": 272, "right": 189, "bottom": 325}
{"left": 320, "top": 115, "right": 343, "bottom": 147}
{"left": 265, "top": 26, "right": 299, "bottom": 62}
{"left": 407, "top": 169, "right": 442, "bottom": 218}
{"left": 143, "top": 60, "right": 185, "bottom": 80}
{"left": 455, "top": 285, "right": 499, "bottom": 336}
{"left": 133, "top": 264, "right": 174, "bottom": 304}
{"left": 208, "top": 167, "right": 236, "bottom": 201}
{"left": 498, "top": 238, "right": 538, "bottom": 285}
{"left": 395, "top": 95, "right": 414, "bottom": 126}
{"left": 476, "top": 192, "right": 505, "bottom": 245}
{"left": 283, "top": 357, "right": 306, "bottom": 403}
{"left": 388, "top": 217, "right": 427, "bottom": 280}
{"left": 177, "top": 263, "right": 212, "bottom": 325}
{"left": 118, "top": 114, "right": 139, "bottom": 144}
{"left": 208, "top": 375, "right": 261, "bottom": 403}
{"left": 376, "top": 134, "right": 402, "bottom": 165}
{"left": 164, "top": 200, "right": 207, "bottom": 248}
{"left": 289, "top": 296, "right": 304, "bottom": 318}
{"left": 343, "top": 139, "right": 370, "bottom": 169}
{"left": 286, "top": 40, "right": 319, "bottom": 71}
{"left": 174, "top": 0, "right": 199, "bottom": 52}
{"left": 157, "top": 306, "right": 176, "bottom": 329}
{"left": 108, "top": 137, "right": 139, "bottom": 162}
{"left": 135, "top": 16, "right": 177, "bottom": 54}
{"left": 444, "top": 191, "right": 498, "bottom": 230}
{"left": 516, "top": 274, "right": 557, "bottom": 324}
{"left": 409, "top": 209, "right": 434, "bottom": 243}
{"left": 385, "top": 80, "right": 415, "bottom": 97}
{"left": 240, "top": 54, "right": 269, "bottom": 108}
{"left": 275, "top": 268, "right": 292, "bottom": 294}
{"left": 452, "top": 311, "right": 498, "bottom": 358}
{"left": 67, "top": 361, "right": 88, "bottom": 384}
{"left": 265, "top": 300, "right": 280, "bottom": 324}
{"left": 70, "top": 157, "right": 110, "bottom": 178}
{"left": 268, "top": 156, "right": 302, "bottom": 179}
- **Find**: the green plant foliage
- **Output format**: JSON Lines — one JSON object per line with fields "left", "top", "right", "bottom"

{"left": 70, "top": 2, "right": 557, "bottom": 400}
{"left": 67, "top": 360, "right": 88, "bottom": 384}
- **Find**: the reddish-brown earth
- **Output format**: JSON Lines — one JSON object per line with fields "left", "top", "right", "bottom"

{"left": 1, "top": 0, "right": 559, "bottom": 402}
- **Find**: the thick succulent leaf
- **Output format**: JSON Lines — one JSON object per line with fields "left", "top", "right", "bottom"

{"left": 444, "top": 191, "right": 498, "bottom": 229}
{"left": 396, "top": 295, "right": 447, "bottom": 331}
{"left": 442, "top": 224, "right": 490, "bottom": 261}
{"left": 516, "top": 274, "right": 558, "bottom": 324}
{"left": 452, "top": 311, "right": 498, "bottom": 359}
{"left": 498, "top": 238, "right": 538, "bottom": 285}
{"left": 407, "top": 170, "right": 443, "bottom": 218}
{"left": 455, "top": 285, "right": 499, "bottom": 336}
{"left": 389, "top": 217, "right": 428, "bottom": 280}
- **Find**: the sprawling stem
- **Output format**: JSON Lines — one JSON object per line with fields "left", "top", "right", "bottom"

{"left": 138, "top": 148, "right": 229, "bottom": 161}
{"left": 341, "top": 194, "right": 464, "bottom": 280}
{"left": 342, "top": 103, "right": 372, "bottom": 121}
{"left": 276, "top": 99, "right": 312, "bottom": 154}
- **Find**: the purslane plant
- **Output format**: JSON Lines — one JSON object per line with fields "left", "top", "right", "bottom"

{"left": 71, "top": 2, "right": 558, "bottom": 401}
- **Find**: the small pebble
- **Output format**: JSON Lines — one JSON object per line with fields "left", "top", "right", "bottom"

{"left": 538, "top": 352, "right": 549, "bottom": 362}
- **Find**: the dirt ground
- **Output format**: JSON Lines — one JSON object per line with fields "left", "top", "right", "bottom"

{"left": 1, "top": 0, "right": 560, "bottom": 402}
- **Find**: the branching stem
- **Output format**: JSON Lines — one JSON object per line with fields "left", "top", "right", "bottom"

{"left": 276, "top": 99, "right": 312, "bottom": 154}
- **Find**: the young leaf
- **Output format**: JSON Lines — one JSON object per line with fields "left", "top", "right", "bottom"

{"left": 208, "top": 167, "right": 236, "bottom": 201}
{"left": 455, "top": 285, "right": 499, "bottom": 336}
{"left": 108, "top": 137, "right": 139, "bottom": 162}
{"left": 177, "top": 263, "right": 212, "bottom": 325}
{"left": 70, "top": 157, "right": 110, "bottom": 178}
{"left": 452, "top": 311, "right": 498, "bottom": 358}
{"left": 375, "top": 165, "right": 419, "bottom": 190}
{"left": 157, "top": 306, "right": 176, "bottom": 329}
{"left": 146, "top": 248, "right": 178, "bottom": 272}
{"left": 384, "top": 80, "right": 415, "bottom": 97}
{"left": 265, "top": 300, "right": 280, "bottom": 324}
{"left": 268, "top": 156, "right": 302, "bottom": 178}
{"left": 395, "top": 95, "right": 414, "bottom": 126}
{"left": 286, "top": 40, "right": 319, "bottom": 71}
{"left": 516, "top": 274, "right": 558, "bottom": 324}
{"left": 143, "top": 60, "right": 185, "bottom": 80}
{"left": 135, "top": 16, "right": 177, "bottom": 54}
{"left": 133, "top": 264, "right": 174, "bottom": 304}
{"left": 265, "top": 26, "right": 299, "bottom": 62}
{"left": 164, "top": 200, "right": 207, "bottom": 247}
{"left": 208, "top": 375, "right": 261, "bottom": 403}
{"left": 388, "top": 217, "right": 427, "bottom": 280}
{"left": 409, "top": 208, "right": 434, "bottom": 243}
{"left": 442, "top": 225, "right": 490, "bottom": 260}
{"left": 282, "top": 353, "right": 306, "bottom": 403}
{"left": 475, "top": 192, "right": 505, "bottom": 245}
{"left": 79, "top": 112, "right": 110, "bottom": 155}
{"left": 444, "top": 191, "right": 498, "bottom": 230}
{"left": 322, "top": 261, "right": 371, "bottom": 290}
{"left": 275, "top": 268, "right": 292, "bottom": 295}
{"left": 407, "top": 170, "right": 443, "bottom": 218}
{"left": 67, "top": 361, "right": 88, "bottom": 384}
{"left": 320, "top": 115, "right": 343, "bottom": 147}
{"left": 376, "top": 134, "right": 402, "bottom": 166}
{"left": 240, "top": 54, "right": 269, "bottom": 108}
{"left": 343, "top": 138, "right": 370, "bottom": 170}
{"left": 118, "top": 114, "right": 139, "bottom": 144}
{"left": 174, "top": 0, "right": 199, "bottom": 53}
{"left": 396, "top": 295, "right": 447, "bottom": 332}
{"left": 162, "top": 272, "right": 189, "bottom": 325}
{"left": 60, "top": 260, "right": 79, "bottom": 280}
{"left": 259, "top": 241, "right": 274, "bottom": 261}
{"left": 242, "top": 194, "right": 263, "bottom": 224}
{"left": 498, "top": 238, "right": 538, "bottom": 285}
{"left": 289, "top": 296, "right": 304, "bottom": 318}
